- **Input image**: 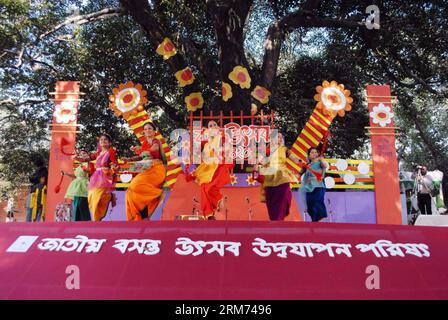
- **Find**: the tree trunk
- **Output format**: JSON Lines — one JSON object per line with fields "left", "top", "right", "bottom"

{"left": 207, "top": 0, "right": 253, "bottom": 113}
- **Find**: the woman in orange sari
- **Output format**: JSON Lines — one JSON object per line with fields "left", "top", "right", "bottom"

{"left": 188, "top": 121, "right": 233, "bottom": 220}
{"left": 123, "top": 122, "right": 166, "bottom": 221}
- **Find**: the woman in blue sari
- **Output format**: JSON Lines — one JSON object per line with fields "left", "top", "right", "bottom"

{"left": 301, "top": 147, "right": 329, "bottom": 222}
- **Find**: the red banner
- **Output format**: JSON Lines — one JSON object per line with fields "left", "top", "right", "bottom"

{"left": 46, "top": 81, "right": 81, "bottom": 221}
{"left": 0, "top": 221, "right": 447, "bottom": 299}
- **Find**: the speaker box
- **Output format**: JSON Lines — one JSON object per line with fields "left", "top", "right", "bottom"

{"left": 174, "top": 215, "right": 205, "bottom": 221}
{"left": 414, "top": 215, "right": 448, "bottom": 227}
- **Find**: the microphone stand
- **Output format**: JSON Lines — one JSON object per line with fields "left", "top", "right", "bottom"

{"left": 326, "top": 197, "right": 332, "bottom": 223}
{"left": 246, "top": 197, "right": 253, "bottom": 221}
{"left": 192, "top": 196, "right": 200, "bottom": 219}
{"left": 224, "top": 196, "right": 228, "bottom": 221}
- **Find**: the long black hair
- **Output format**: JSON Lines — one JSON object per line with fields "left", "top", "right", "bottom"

{"left": 307, "top": 147, "right": 320, "bottom": 159}
{"left": 99, "top": 133, "right": 113, "bottom": 143}
{"left": 143, "top": 122, "right": 156, "bottom": 131}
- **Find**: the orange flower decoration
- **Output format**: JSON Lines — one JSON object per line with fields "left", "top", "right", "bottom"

{"left": 175, "top": 67, "right": 195, "bottom": 87}
{"left": 314, "top": 80, "right": 353, "bottom": 117}
{"left": 251, "top": 85, "right": 271, "bottom": 104}
{"left": 222, "top": 82, "right": 233, "bottom": 101}
{"left": 246, "top": 174, "right": 257, "bottom": 186}
{"left": 185, "top": 92, "right": 204, "bottom": 112}
{"left": 156, "top": 38, "right": 177, "bottom": 60}
{"left": 108, "top": 81, "right": 148, "bottom": 118}
{"left": 230, "top": 173, "right": 238, "bottom": 186}
{"left": 228, "top": 65, "right": 251, "bottom": 89}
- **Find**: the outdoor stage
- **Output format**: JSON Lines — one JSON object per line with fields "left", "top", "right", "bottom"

{"left": 8, "top": 82, "right": 443, "bottom": 300}
{"left": 1, "top": 220, "right": 447, "bottom": 300}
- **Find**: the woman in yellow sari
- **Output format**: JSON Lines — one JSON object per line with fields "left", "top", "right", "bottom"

{"left": 123, "top": 122, "right": 166, "bottom": 221}
{"left": 256, "top": 133, "right": 301, "bottom": 221}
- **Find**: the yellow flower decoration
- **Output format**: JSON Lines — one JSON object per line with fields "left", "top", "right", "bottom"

{"left": 251, "top": 85, "right": 271, "bottom": 104}
{"left": 222, "top": 82, "right": 233, "bottom": 101}
{"left": 314, "top": 80, "right": 353, "bottom": 117}
{"left": 228, "top": 65, "right": 251, "bottom": 89}
{"left": 175, "top": 67, "right": 195, "bottom": 87}
{"left": 185, "top": 92, "right": 204, "bottom": 112}
{"left": 156, "top": 38, "right": 177, "bottom": 60}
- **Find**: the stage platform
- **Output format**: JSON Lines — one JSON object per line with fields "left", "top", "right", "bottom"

{"left": 108, "top": 173, "right": 392, "bottom": 223}
{"left": 0, "top": 220, "right": 447, "bottom": 299}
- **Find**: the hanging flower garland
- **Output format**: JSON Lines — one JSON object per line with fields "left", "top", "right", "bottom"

{"left": 222, "top": 82, "right": 233, "bottom": 102}
{"left": 185, "top": 92, "right": 204, "bottom": 112}
{"left": 228, "top": 65, "right": 251, "bottom": 89}
{"left": 251, "top": 85, "right": 271, "bottom": 104}
{"left": 314, "top": 80, "right": 353, "bottom": 117}
{"left": 175, "top": 67, "right": 195, "bottom": 87}
{"left": 108, "top": 81, "right": 148, "bottom": 118}
{"left": 156, "top": 37, "right": 177, "bottom": 60}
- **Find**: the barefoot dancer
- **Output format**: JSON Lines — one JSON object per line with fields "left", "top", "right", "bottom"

{"left": 123, "top": 122, "right": 166, "bottom": 221}
{"left": 88, "top": 133, "right": 118, "bottom": 221}
{"left": 62, "top": 149, "right": 94, "bottom": 221}
{"left": 188, "top": 121, "right": 233, "bottom": 220}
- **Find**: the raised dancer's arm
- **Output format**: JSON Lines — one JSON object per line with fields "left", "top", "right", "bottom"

{"left": 61, "top": 170, "right": 75, "bottom": 179}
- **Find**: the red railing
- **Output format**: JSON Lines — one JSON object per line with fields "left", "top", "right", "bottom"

{"left": 188, "top": 110, "right": 275, "bottom": 128}
{"left": 187, "top": 111, "right": 275, "bottom": 169}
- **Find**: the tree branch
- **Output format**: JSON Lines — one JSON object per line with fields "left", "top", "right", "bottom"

{"left": 176, "top": 36, "right": 219, "bottom": 88}
{"left": 387, "top": 49, "right": 442, "bottom": 96}
{"left": 206, "top": 0, "right": 254, "bottom": 112}
{"left": 14, "top": 47, "right": 25, "bottom": 68}
{"left": 120, "top": 0, "right": 202, "bottom": 105}
{"left": 0, "top": 98, "right": 49, "bottom": 107}
{"left": 146, "top": 93, "right": 185, "bottom": 124}
{"left": 261, "top": 6, "right": 365, "bottom": 88}
{"left": 38, "top": 7, "right": 126, "bottom": 40}
{"left": 0, "top": 114, "right": 22, "bottom": 125}
{"left": 301, "top": 0, "right": 323, "bottom": 12}
{"left": 29, "top": 58, "right": 59, "bottom": 73}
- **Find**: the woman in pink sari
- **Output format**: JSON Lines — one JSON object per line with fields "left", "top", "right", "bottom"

{"left": 88, "top": 134, "right": 118, "bottom": 221}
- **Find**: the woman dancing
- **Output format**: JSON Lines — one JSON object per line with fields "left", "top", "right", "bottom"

{"left": 122, "top": 122, "right": 166, "bottom": 221}
{"left": 256, "top": 133, "right": 301, "bottom": 221}
{"left": 301, "top": 147, "right": 329, "bottom": 222}
{"left": 88, "top": 133, "right": 118, "bottom": 221}
{"left": 62, "top": 149, "right": 94, "bottom": 221}
{"left": 188, "top": 121, "right": 233, "bottom": 220}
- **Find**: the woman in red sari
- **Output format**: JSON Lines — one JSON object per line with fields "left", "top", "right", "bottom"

{"left": 123, "top": 122, "right": 166, "bottom": 221}
{"left": 188, "top": 121, "right": 233, "bottom": 220}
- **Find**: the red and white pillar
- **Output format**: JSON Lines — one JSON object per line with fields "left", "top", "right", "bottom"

{"left": 46, "top": 81, "right": 81, "bottom": 221}
{"left": 367, "top": 85, "right": 402, "bottom": 224}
